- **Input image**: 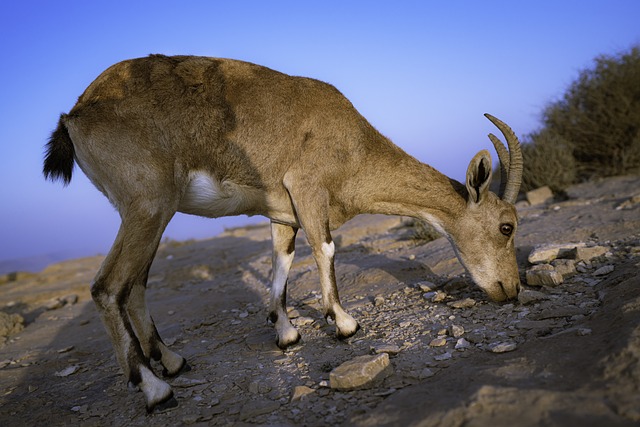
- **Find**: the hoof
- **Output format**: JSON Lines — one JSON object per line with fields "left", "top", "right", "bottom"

{"left": 162, "top": 358, "right": 191, "bottom": 378}
{"left": 336, "top": 322, "right": 361, "bottom": 340}
{"left": 147, "top": 392, "right": 178, "bottom": 414}
{"left": 276, "top": 332, "right": 301, "bottom": 350}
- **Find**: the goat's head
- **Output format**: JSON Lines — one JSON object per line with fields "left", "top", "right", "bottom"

{"left": 447, "top": 114, "right": 523, "bottom": 302}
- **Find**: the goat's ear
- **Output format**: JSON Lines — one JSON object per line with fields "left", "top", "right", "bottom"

{"left": 466, "top": 150, "right": 493, "bottom": 204}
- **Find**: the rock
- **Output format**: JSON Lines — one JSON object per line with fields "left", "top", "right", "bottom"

{"left": 429, "top": 337, "right": 447, "bottom": 347}
{"left": 63, "top": 294, "right": 79, "bottom": 305}
{"left": 526, "top": 265, "right": 563, "bottom": 287}
{"left": 431, "top": 291, "right": 447, "bottom": 302}
{"left": 447, "top": 298, "right": 476, "bottom": 309}
{"left": 593, "top": 265, "right": 614, "bottom": 276}
{"left": 0, "top": 312, "right": 24, "bottom": 337}
{"left": 45, "top": 298, "right": 65, "bottom": 311}
{"left": 489, "top": 341, "right": 518, "bottom": 353}
{"left": 455, "top": 338, "right": 471, "bottom": 350}
{"left": 54, "top": 365, "right": 80, "bottom": 377}
{"left": 374, "top": 295, "right": 385, "bottom": 307}
{"left": 422, "top": 291, "right": 436, "bottom": 300}
{"left": 329, "top": 353, "right": 393, "bottom": 391}
{"left": 418, "top": 281, "right": 437, "bottom": 292}
{"left": 239, "top": 399, "right": 281, "bottom": 421}
{"left": 526, "top": 186, "right": 553, "bottom": 205}
{"left": 615, "top": 194, "right": 640, "bottom": 210}
{"left": 449, "top": 324, "right": 465, "bottom": 338}
{"left": 528, "top": 243, "right": 585, "bottom": 264}
{"left": 291, "top": 385, "right": 315, "bottom": 402}
{"left": 551, "top": 259, "right": 577, "bottom": 277}
{"left": 434, "top": 352, "right": 452, "bottom": 361}
{"left": 567, "top": 246, "right": 608, "bottom": 262}
{"left": 371, "top": 343, "right": 401, "bottom": 356}
{"left": 517, "top": 289, "right": 548, "bottom": 305}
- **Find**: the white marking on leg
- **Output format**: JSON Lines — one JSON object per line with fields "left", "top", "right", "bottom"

{"left": 321, "top": 241, "right": 335, "bottom": 258}
{"left": 270, "top": 249, "right": 300, "bottom": 348}
{"left": 139, "top": 365, "right": 172, "bottom": 409}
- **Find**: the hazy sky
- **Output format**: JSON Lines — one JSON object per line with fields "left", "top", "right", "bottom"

{"left": 1, "top": 1, "right": 639, "bottom": 268}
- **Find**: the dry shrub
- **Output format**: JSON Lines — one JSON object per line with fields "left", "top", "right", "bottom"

{"left": 542, "top": 45, "right": 640, "bottom": 180}
{"left": 520, "top": 130, "right": 578, "bottom": 192}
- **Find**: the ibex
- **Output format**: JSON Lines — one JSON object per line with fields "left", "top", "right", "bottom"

{"left": 44, "top": 54, "right": 523, "bottom": 412}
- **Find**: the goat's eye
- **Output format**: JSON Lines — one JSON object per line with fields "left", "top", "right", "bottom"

{"left": 500, "top": 224, "right": 514, "bottom": 236}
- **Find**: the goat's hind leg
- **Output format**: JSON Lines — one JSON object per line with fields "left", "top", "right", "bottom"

{"left": 91, "top": 207, "right": 177, "bottom": 413}
{"left": 127, "top": 280, "right": 190, "bottom": 378}
{"left": 268, "top": 222, "right": 301, "bottom": 349}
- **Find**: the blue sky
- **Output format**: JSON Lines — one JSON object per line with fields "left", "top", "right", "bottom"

{"left": 1, "top": 1, "right": 639, "bottom": 270}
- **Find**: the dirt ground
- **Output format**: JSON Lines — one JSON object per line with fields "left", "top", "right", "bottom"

{"left": 1, "top": 175, "right": 639, "bottom": 426}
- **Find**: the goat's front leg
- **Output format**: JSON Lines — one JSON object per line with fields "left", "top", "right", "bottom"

{"left": 268, "top": 222, "right": 300, "bottom": 349}
{"left": 284, "top": 178, "right": 360, "bottom": 340}
{"left": 310, "top": 233, "right": 360, "bottom": 339}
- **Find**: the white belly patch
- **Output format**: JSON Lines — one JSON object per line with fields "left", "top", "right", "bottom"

{"left": 178, "top": 171, "right": 262, "bottom": 218}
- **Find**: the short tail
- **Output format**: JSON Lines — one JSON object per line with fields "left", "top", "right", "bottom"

{"left": 43, "top": 114, "right": 75, "bottom": 185}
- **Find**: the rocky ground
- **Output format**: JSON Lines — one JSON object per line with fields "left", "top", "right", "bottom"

{"left": 1, "top": 175, "right": 639, "bottom": 427}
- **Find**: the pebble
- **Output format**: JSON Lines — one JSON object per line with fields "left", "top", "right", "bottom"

{"left": 431, "top": 291, "right": 448, "bottom": 302}
{"left": 418, "top": 281, "right": 437, "bottom": 292}
{"left": 291, "top": 385, "right": 315, "bottom": 402}
{"left": 374, "top": 296, "right": 385, "bottom": 307}
{"left": 517, "top": 289, "right": 548, "bottom": 305}
{"left": 528, "top": 243, "right": 584, "bottom": 264}
{"left": 54, "top": 365, "right": 79, "bottom": 377}
{"left": 526, "top": 265, "right": 564, "bottom": 287}
{"left": 455, "top": 338, "right": 471, "bottom": 350}
{"left": 434, "top": 352, "right": 452, "bottom": 361}
{"left": 329, "top": 353, "right": 393, "bottom": 390}
{"left": 371, "top": 343, "right": 401, "bottom": 356}
{"left": 448, "top": 298, "right": 476, "bottom": 309}
{"left": 489, "top": 342, "right": 518, "bottom": 353}
{"left": 593, "top": 265, "right": 614, "bottom": 276}
{"left": 449, "top": 325, "right": 465, "bottom": 338}
{"left": 429, "top": 337, "right": 447, "bottom": 347}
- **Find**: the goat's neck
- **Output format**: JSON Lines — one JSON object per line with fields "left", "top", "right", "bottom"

{"left": 354, "top": 150, "right": 467, "bottom": 232}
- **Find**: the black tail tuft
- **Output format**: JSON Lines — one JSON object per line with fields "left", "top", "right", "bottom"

{"left": 43, "top": 114, "right": 75, "bottom": 185}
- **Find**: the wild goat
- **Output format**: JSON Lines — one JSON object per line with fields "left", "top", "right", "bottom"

{"left": 44, "top": 54, "right": 523, "bottom": 412}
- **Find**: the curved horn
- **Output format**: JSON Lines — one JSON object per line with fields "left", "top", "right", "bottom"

{"left": 484, "top": 113, "right": 523, "bottom": 204}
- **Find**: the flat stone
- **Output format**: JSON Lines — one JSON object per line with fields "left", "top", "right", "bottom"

{"left": 551, "top": 259, "right": 577, "bottom": 277}
{"left": 371, "top": 343, "right": 401, "bottom": 356}
{"left": 593, "top": 265, "right": 614, "bottom": 276}
{"left": 429, "top": 337, "right": 447, "bottom": 347}
{"left": 526, "top": 265, "right": 563, "bottom": 287}
{"left": 489, "top": 341, "right": 518, "bottom": 353}
{"left": 291, "top": 385, "right": 315, "bottom": 402}
{"left": 434, "top": 352, "right": 452, "bottom": 361}
{"left": 526, "top": 186, "right": 553, "bottom": 205}
{"left": 567, "top": 246, "right": 608, "bottom": 262}
{"left": 447, "top": 298, "right": 476, "bottom": 309}
{"left": 329, "top": 353, "right": 393, "bottom": 391}
{"left": 517, "top": 289, "right": 548, "bottom": 305}
{"left": 528, "top": 243, "right": 585, "bottom": 264}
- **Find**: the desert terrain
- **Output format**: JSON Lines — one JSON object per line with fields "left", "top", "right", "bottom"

{"left": 1, "top": 175, "right": 639, "bottom": 426}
